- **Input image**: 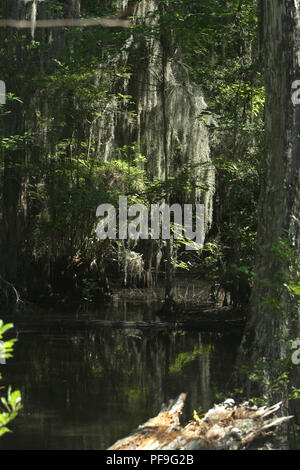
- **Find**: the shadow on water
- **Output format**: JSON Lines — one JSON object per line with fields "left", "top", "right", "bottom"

{"left": 0, "top": 283, "right": 241, "bottom": 450}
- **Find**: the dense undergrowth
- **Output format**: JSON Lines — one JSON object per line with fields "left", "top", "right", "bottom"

{"left": 0, "top": 1, "right": 263, "bottom": 309}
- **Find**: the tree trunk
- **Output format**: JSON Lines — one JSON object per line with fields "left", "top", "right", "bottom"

{"left": 236, "top": 0, "right": 300, "bottom": 423}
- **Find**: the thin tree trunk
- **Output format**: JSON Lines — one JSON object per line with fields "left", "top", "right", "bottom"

{"left": 159, "top": 6, "right": 173, "bottom": 302}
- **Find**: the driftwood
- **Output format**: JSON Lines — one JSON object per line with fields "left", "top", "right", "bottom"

{"left": 14, "top": 318, "right": 244, "bottom": 333}
{"left": 108, "top": 394, "right": 293, "bottom": 450}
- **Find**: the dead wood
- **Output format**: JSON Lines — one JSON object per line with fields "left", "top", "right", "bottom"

{"left": 108, "top": 394, "right": 293, "bottom": 450}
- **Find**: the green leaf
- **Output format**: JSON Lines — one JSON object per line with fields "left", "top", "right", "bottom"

{"left": 0, "top": 427, "right": 11, "bottom": 437}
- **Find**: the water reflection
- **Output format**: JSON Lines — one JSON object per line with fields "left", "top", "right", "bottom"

{"left": 0, "top": 292, "right": 241, "bottom": 450}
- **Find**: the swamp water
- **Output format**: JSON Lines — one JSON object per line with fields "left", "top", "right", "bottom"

{"left": 0, "top": 283, "right": 241, "bottom": 450}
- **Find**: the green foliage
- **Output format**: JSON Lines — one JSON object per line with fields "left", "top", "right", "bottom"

{"left": 288, "top": 425, "right": 300, "bottom": 450}
{"left": 193, "top": 406, "right": 205, "bottom": 422}
{"left": 0, "top": 0, "right": 263, "bottom": 304}
{"left": 0, "top": 132, "right": 33, "bottom": 151}
{"left": 0, "top": 320, "right": 17, "bottom": 360}
{"left": 169, "top": 344, "right": 214, "bottom": 374}
{"left": 259, "top": 238, "right": 300, "bottom": 320}
{"left": 81, "top": 278, "right": 99, "bottom": 303}
{"left": 0, "top": 320, "right": 22, "bottom": 438}
{"left": 237, "top": 357, "right": 300, "bottom": 409}
{"left": 154, "top": 0, "right": 262, "bottom": 306}
{"left": 289, "top": 283, "right": 300, "bottom": 297}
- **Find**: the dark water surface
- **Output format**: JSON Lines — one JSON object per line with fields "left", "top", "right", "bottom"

{"left": 0, "top": 286, "right": 241, "bottom": 450}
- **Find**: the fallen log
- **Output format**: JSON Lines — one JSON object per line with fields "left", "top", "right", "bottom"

{"left": 108, "top": 394, "right": 293, "bottom": 450}
{"left": 0, "top": 17, "right": 131, "bottom": 30}
{"left": 13, "top": 318, "right": 245, "bottom": 333}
